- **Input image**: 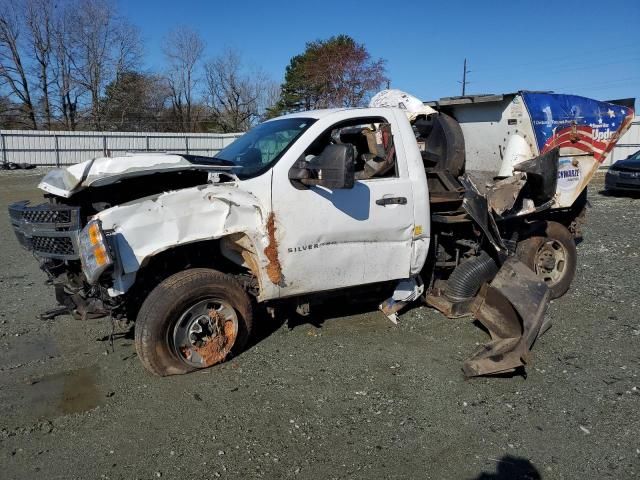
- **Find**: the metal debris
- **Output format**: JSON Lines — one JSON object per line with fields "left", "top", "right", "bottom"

{"left": 463, "top": 258, "right": 550, "bottom": 377}
{"left": 379, "top": 277, "right": 424, "bottom": 324}
{"left": 486, "top": 173, "right": 526, "bottom": 215}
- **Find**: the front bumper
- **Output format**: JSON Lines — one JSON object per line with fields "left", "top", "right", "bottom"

{"left": 605, "top": 170, "right": 640, "bottom": 191}
{"left": 8, "top": 201, "right": 116, "bottom": 320}
{"left": 8, "top": 201, "right": 82, "bottom": 260}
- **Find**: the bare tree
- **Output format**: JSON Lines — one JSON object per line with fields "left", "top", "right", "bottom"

{"left": 261, "top": 79, "right": 282, "bottom": 121}
{"left": 0, "top": 1, "right": 287, "bottom": 133}
{"left": 163, "top": 26, "right": 205, "bottom": 132}
{"left": 67, "top": 0, "right": 141, "bottom": 129}
{"left": 103, "top": 71, "right": 171, "bottom": 131}
{"left": 51, "top": 8, "right": 79, "bottom": 130}
{"left": 0, "top": 1, "right": 37, "bottom": 128}
{"left": 24, "top": 0, "right": 54, "bottom": 129}
{"left": 0, "top": 94, "right": 8, "bottom": 129}
{"left": 205, "top": 49, "right": 277, "bottom": 132}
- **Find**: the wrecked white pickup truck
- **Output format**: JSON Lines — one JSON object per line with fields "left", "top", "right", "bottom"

{"left": 9, "top": 90, "right": 634, "bottom": 377}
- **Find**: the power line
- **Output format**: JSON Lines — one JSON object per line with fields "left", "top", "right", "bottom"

{"left": 471, "top": 58, "right": 640, "bottom": 88}
{"left": 548, "top": 76, "right": 640, "bottom": 91}
{"left": 472, "top": 42, "right": 640, "bottom": 74}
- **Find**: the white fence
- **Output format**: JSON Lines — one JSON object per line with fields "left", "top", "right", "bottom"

{"left": 0, "top": 118, "right": 637, "bottom": 168}
{"left": 0, "top": 130, "right": 244, "bottom": 166}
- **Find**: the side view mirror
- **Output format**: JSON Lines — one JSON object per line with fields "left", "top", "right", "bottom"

{"left": 289, "top": 144, "right": 355, "bottom": 189}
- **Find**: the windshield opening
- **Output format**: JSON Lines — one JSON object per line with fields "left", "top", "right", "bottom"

{"left": 214, "top": 118, "right": 316, "bottom": 179}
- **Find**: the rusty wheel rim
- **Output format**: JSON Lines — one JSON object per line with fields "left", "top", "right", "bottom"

{"left": 172, "top": 298, "right": 239, "bottom": 368}
{"left": 534, "top": 239, "right": 567, "bottom": 287}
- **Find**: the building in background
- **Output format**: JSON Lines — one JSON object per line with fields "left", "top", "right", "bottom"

{"left": 607, "top": 116, "right": 639, "bottom": 167}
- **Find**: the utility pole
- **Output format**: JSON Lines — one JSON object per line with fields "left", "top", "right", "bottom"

{"left": 460, "top": 58, "right": 471, "bottom": 96}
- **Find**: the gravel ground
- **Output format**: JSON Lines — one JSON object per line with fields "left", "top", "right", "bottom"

{"left": 0, "top": 170, "right": 638, "bottom": 480}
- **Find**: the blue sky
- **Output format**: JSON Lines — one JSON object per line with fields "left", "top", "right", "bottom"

{"left": 121, "top": 0, "right": 640, "bottom": 105}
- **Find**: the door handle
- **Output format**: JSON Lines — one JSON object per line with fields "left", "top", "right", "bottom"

{"left": 376, "top": 196, "right": 407, "bottom": 206}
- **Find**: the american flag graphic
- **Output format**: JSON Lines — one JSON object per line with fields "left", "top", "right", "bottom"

{"left": 523, "top": 92, "right": 636, "bottom": 163}
{"left": 543, "top": 125, "right": 605, "bottom": 162}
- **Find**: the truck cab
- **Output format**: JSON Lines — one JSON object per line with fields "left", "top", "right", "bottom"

{"left": 266, "top": 108, "right": 430, "bottom": 298}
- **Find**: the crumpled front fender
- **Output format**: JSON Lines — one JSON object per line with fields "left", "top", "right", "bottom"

{"left": 95, "top": 184, "right": 278, "bottom": 300}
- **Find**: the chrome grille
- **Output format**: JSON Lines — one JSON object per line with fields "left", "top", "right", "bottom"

{"left": 8, "top": 201, "right": 81, "bottom": 260}
{"left": 31, "top": 236, "right": 76, "bottom": 256}
{"left": 23, "top": 209, "right": 72, "bottom": 224}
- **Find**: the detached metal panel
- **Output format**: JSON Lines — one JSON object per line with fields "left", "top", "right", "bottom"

{"left": 0, "top": 130, "right": 243, "bottom": 166}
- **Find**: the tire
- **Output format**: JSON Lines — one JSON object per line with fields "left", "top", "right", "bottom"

{"left": 516, "top": 221, "right": 577, "bottom": 299}
{"left": 135, "top": 268, "right": 253, "bottom": 376}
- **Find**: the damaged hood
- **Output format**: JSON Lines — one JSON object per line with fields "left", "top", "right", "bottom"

{"left": 39, "top": 153, "right": 235, "bottom": 198}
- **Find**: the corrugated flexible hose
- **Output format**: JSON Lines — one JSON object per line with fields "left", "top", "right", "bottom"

{"left": 445, "top": 251, "right": 499, "bottom": 301}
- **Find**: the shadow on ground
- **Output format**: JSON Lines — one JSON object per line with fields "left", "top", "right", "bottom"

{"left": 471, "top": 455, "right": 541, "bottom": 480}
{"left": 598, "top": 189, "right": 640, "bottom": 198}
{"left": 249, "top": 294, "right": 389, "bottom": 348}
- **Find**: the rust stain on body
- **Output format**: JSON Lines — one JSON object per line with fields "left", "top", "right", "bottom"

{"left": 263, "top": 212, "right": 282, "bottom": 285}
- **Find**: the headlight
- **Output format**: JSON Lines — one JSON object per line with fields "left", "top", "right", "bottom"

{"left": 78, "top": 219, "right": 113, "bottom": 284}
{"left": 607, "top": 169, "right": 619, "bottom": 176}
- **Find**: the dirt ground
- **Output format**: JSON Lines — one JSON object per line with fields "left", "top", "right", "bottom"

{"left": 0, "top": 170, "right": 638, "bottom": 480}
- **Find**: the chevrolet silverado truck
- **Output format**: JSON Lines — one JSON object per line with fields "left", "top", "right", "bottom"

{"left": 8, "top": 90, "right": 634, "bottom": 377}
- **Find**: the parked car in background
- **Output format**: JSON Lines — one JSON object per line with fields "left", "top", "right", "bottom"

{"left": 606, "top": 149, "right": 640, "bottom": 193}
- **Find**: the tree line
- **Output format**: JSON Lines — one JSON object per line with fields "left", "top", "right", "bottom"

{"left": 0, "top": 0, "right": 388, "bottom": 133}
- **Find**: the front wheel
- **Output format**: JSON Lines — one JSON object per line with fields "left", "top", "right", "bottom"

{"left": 134, "top": 268, "right": 253, "bottom": 376}
{"left": 516, "top": 221, "right": 577, "bottom": 299}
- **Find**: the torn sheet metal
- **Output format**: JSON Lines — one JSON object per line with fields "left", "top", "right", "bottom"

{"left": 463, "top": 257, "right": 550, "bottom": 377}
{"left": 38, "top": 153, "right": 236, "bottom": 198}
{"left": 480, "top": 149, "right": 560, "bottom": 218}
{"left": 513, "top": 147, "right": 559, "bottom": 205}
{"left": 459, "top": 175, "right": 506, "bottom": 253}
{"left": 485, "top": 173, "right": 526, "bottom": 215}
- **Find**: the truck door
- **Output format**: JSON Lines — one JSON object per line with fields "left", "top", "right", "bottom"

{"left": 271, "top": 114, "right": 415, "bottom": 297}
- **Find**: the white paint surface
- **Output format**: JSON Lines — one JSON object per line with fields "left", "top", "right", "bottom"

{"left": 270, "top": 108, "right": 429, "bottom": 297}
